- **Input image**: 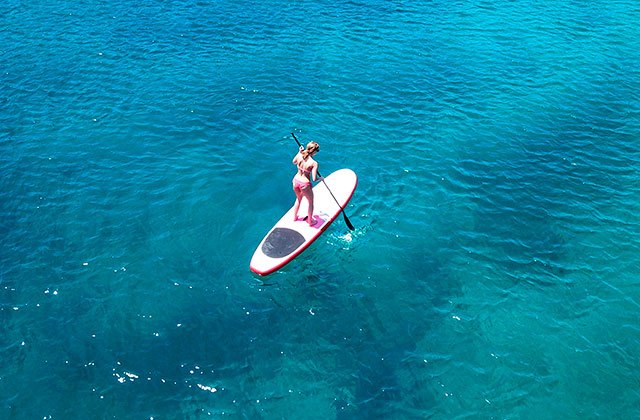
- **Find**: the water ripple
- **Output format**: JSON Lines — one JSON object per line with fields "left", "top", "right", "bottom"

{"left": 2, "top": 0, "right": 640, "bottom": 418}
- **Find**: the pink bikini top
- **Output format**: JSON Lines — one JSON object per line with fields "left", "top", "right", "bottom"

{"left": 297, "top": 161, "right": 312, "bottom": 176}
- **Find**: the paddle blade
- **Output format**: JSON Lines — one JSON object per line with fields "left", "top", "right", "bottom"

{"left": 343, "top": 212, "right": 355, "bottom": 230}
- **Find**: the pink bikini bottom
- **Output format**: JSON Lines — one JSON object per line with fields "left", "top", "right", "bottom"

{"left": 293, "top": 178, "right": 311, "bottom": 190}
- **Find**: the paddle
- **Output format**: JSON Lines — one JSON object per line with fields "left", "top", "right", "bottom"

{"left": 291, "top": 132, "right": 355, "bottom": 231}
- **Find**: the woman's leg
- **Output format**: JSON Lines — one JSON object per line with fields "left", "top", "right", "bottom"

{"left": 301, "top": 187, "right": 315, "bottom": 225}
{"left": 292, "top": 184, "right": 303, "bottom": 220}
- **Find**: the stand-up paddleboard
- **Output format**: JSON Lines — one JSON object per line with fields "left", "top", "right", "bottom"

{"left": 250, "top": 168, "right": 357, "bottom": 276}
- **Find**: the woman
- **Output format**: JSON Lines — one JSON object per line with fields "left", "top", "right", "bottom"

{"left": 292, "top": 141, "right": 323, "bottom": 226}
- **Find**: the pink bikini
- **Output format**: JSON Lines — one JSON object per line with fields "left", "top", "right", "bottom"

{"left": 293, "top": 178, "right": 311, "bottom": 190}
{"left": 292, "top": 162, "right": 312, "bottom": 190}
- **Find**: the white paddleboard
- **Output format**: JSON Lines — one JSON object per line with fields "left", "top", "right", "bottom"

{"left": 250, "top": 168, "right": 357, "bottom": 276}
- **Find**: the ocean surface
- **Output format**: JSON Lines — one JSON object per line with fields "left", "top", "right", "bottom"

{"left": 2, "top": 0, "right": 639, "bottom": 418}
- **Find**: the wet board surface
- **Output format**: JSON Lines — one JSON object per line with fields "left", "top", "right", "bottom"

{"left": 250, "top": 168, "right": 357, "bottom": 276}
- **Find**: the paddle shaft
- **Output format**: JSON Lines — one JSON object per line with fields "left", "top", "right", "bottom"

{"left": 291, "top": 133, "right": 355, "bottom": 230}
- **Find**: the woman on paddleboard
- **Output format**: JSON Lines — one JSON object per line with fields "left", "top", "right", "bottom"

{"left": 292, "top": 141, "right": 323, "bottom": 226}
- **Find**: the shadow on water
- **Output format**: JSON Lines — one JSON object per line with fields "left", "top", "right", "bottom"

{"left": 266, "top": 253, "right": 453, "bottom": 418}
{"left": 452, "top": 91, "right": 638, "bottom": 292}
{"left": 448, "top": 151, "right": 570, "bottom": 289}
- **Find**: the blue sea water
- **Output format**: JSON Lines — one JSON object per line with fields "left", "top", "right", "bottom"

{"left": 2, "top": 0, "right": 640, "bottom": 418}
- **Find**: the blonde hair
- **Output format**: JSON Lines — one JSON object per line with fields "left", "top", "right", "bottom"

{"left": 301, "top": 141, "right": 319, "bottom": 158}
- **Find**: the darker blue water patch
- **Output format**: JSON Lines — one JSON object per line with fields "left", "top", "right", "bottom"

{"left": 347, "top": 349, "right": 403, "bottom": 417}
{"left": 447, "top": 93, "right": 640, "bottom": 286}
{"left": 326, "top": 257, "right": 452, "bottom": 417}
{"left": 449, "top": 154, "right": 572, "bottom": 286}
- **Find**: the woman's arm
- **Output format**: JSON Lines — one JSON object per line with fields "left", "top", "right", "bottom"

{"left": 311, "top": 163, "right": 322, "bottom": 182}
{"left": 292, "top": 146, "right": 304, "bottom": 164}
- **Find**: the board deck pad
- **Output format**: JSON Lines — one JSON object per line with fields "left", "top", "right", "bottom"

{"left": 250, "top": 168, "right": 357, "bottom": 275}
{"left": 262, "top": 228, "right": 306, "bottom": 258}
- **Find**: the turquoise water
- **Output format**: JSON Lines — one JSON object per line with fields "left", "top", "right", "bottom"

{"left": 2, "top": 0, "right": 640, "bottom": 417}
